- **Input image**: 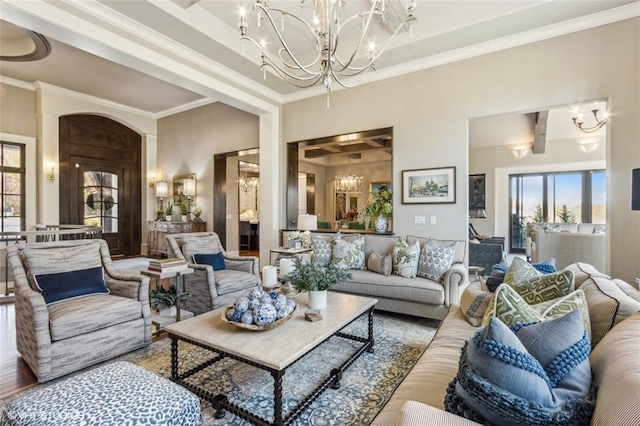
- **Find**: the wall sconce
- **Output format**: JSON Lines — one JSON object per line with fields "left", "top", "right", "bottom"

{"left": 149, "top": 174, "right": 156, "bottom": 188}
{"left": 183, "top": 178, "right": 196, "bottom": 221}
{"left": 578, "top": 141, "right": 599, "bottom": 154}
{"left": 47, "top": 164, "right": 55, "bottom": 182}
{"left": 155, "top": 181, "right": 169, "bottom": 220}
{"left": 512, "top": 148, "right": 529, "bottom": 159}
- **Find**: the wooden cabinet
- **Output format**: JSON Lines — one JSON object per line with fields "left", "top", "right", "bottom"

{"left": 148, "top": 221, "right": 206, "bottom": 256}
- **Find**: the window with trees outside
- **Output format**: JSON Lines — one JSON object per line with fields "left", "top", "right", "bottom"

{"left": 0, "top": 142, "right": 26, "bottom": 235}
{"left": 509, "top": 169, "right": 606, "bottom": 251}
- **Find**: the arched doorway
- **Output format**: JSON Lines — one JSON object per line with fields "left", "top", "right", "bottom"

{"left": 59, "top": 114, "right": 141, "bottom": 257}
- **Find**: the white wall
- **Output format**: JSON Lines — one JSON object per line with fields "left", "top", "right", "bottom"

{"left": 284, "top": 19, "right": 640, "bottom": 282}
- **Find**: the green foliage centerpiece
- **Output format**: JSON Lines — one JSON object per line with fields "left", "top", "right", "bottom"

{"left": 150, "top": 284, "right": 191, "bottom": 316}
{"left": 286, "top": 257, "right": 352, "bottom": 309}
{"left": 363, "top": 185, "right": 393, "bottom": 233}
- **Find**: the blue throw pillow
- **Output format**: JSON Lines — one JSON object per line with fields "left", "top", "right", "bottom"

{"left": 445, "top": 310, "right": 595, "bottom": 425}
{"left": 34, "top": 266, "right": 109, "bottom": 305}
{"left": 192, "top": 252, "right": 226, "bottom": 271}
{"left": 532, "top": 257, "right": 557, "bottom": 274}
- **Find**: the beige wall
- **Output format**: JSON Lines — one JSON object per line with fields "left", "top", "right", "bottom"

{"left": 284, "top": 19, "right": 639, "bottom": 283}
{"left": 157, "top": 101, "right": 260, "bottom": 249}
{"left": 0, "top": 85, "right": 36, "bottom": 138}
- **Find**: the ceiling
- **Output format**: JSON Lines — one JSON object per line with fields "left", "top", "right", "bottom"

{"left": 0, "top": 0, "right": 637, "bottom": 116}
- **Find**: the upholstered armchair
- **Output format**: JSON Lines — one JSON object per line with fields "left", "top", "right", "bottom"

{"left": 165, "top": 232, "right": 261, "bottom": 315}
{"left": 6, "top": 239, "right": 151, "bottom": 383}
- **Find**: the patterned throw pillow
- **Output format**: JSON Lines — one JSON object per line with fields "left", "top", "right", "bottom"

{"left": 504, "top": 257, "right": 574, "bottom": 305}
{"left": 445, "top": 310, "right": 595, "bottom": 425}
{"left": 392, "top": 239, "right": 420, "bottom": 278}
{"left": 482, "top": 284, "right": 591, "bottom": 337}
{"left": 417, "top": 239, "right": 456, "bottom": 282}
{"left": 367, "top": 250, "right": 392, "bottom": 276}
{"left": 592, "top": 225, "right": 606, "bottom": 234}
{"left": 331, "top": 235, "right": 365, "bottom": 270}
{"left": 460, "top": 281, "right": 493, "bottom": 326}
{"left": 311, "top": 235, "right": 335, "bottom": 267}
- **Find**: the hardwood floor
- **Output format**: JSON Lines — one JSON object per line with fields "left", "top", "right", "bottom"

{"left": 0, "top": 302, "right": 36, "bottom": 398}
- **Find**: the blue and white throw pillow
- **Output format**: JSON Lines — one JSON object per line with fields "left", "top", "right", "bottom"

{"left": 445, "top": 309, "right": 595, "bottom": 425}
{"left": 417, "top": 239, "right": 456, "bottom": 282}
{"left": 311, "top": 235, "right": 335, "bottom": 267}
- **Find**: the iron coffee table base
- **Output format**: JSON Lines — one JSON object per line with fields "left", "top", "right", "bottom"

{"left": 170, "top": 306, "right": 375, "bottom": 426}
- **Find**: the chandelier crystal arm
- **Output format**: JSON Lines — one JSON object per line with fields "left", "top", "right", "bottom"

{"left": 253, "top": 4, "right": 323, "bottom": 73}
{"left": 331, "top": 5, "right": 380, "bottom": 74}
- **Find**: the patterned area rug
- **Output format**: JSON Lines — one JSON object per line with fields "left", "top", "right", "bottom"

{"left": 2, "top": 312, "right": 437, "bottom": 425}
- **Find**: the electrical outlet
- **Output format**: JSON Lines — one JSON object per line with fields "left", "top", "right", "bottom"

{"left": 414, "top": 216, "right": 426, "bottom": 224}
{"left": 430, "top": 216, "right": 437, "bottom": 225}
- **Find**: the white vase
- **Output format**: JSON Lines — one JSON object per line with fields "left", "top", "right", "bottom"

{"left": 158, "top": 306, "right": 176, "bottom": 317}
{"left": 308, "top": 290, "right": 327, "bottom": 310}
{"left": 181, "top": 215, "right": 188, "bottom": 222}
{"left": 375, "top": 216, "right": 388, "bottom": 233}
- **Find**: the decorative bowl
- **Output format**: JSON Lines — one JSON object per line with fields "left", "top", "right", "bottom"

{"left": 221, "top": 305, "right": 297, "bottom": 331}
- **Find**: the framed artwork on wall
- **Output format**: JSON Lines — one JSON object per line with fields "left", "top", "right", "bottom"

{"left": 402, "top": 167, "right": 456, "bottom": 204}
{"left": 469, "top": 174, "right": 486, "bottom": 217}
{"left": 369, "top": 182, "right": 391, "bottom": 195}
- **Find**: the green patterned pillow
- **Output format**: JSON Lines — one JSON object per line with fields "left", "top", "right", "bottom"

{"left": 331, "top": 235, "right": 365, "bottom": 270}
{"left": 534, "top": 290, "right": 591, "bottom": 337}
{"left": 504, "top": 257, "right": 575, "bottom": 304}
{"left": 482, "top": 284, "right": 543, "bottom": 327}
{"left": 392, "top": 239, "right": 420, "bottom": 278}
{"left": 483, "top": 284, "right": 592, "bottom": 338}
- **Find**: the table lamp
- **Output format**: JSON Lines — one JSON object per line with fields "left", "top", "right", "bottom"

{"left": 297, "top": 214, "right": 318, "bottom": 231}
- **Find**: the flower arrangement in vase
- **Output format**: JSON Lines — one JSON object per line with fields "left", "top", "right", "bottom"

{"left": 362, "top": 185, "right": 392, "bottom": 232}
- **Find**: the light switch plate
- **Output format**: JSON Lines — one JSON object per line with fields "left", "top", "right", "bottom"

{"left": 414, "top": 216, "right": 426, "bottom": 224}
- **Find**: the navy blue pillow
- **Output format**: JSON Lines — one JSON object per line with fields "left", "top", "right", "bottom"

{"left": 192, "top": 252, "right": 226, "bottom": 271}
{"left": 34, "top": 266, "right": 109, "bottom": 305}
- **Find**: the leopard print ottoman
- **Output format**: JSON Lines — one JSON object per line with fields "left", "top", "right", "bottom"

{"left": 0, "top": 361, "right": 201, "bottom": 425}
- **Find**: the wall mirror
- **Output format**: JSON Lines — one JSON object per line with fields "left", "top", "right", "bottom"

{"left": 288, "top": 127, "right": 393, "bottom": 230}
{"left": 173, "top": 173, "right": 196, "bottom": 204}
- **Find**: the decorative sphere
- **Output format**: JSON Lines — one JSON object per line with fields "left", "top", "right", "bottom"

{"left": 240, "top": 311, "right": 254, "bottom": 325}
{"left": 274, "top": 297, "right": 286, "bottom": 310}
{"left": 253, "top": 303, "right": 277, "bottom": 325}
{"left": 269, "top": 291, "right": 279, "bottom": 300}
{"left": 260, "top": 293, "right": 273, "bottom": 304}
{"left": 231, "top": 310, "right": 243, "bottom": 322}
{"left": 277, "top": 307, "right": 289, "bottom": 319}
{"left": 286, "top": 299, "right": 297, "bottom": 311}
{"left": 249, "top": 289, "right": 264, "bottom": 300}
{"left": 248, "top": 298, "right": 261, "bottom": 310}
{"left": 234, "top": 296, "right": 250, "bottom": 313}
{"left": 226, "top": 308, "right": 237, "bottom": 320}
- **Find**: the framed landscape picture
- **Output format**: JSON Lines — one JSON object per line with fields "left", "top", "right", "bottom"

{"left": 402, "top": 167, "right": 456, "bottom": 204}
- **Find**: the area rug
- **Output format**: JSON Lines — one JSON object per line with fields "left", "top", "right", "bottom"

{"left": 1, "top": 312, "right": 437, "bottom": 425}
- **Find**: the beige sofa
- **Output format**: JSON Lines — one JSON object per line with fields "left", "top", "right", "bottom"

{"left": 372, "top": 263, "right": 640, "bottom": 425}
{"left": 526, "top": 223, "right": 606, "bottom": 271}
{"left": 308, "top": 233, "right": 468, "bottom": 321}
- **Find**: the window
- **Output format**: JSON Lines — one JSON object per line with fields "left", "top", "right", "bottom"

{"left": 509, "top": 169, "right": 606, "bottom": 251}
{"left": 0, "top": 142, "right": 26, "bottom": 233}
{"left": 84, "top": 171, "right": 118, "bottom": 233}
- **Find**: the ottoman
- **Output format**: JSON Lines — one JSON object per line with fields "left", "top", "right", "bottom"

{"left": 0, "top": 361, "right": 201, "bottom": 426}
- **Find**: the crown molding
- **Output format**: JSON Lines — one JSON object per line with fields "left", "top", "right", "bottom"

{"left": 67, "top": 0, "right": 283, "bottom": 105}
{"left": 155, "top": 98, "right": 217, "bottom": 119}
{"left": 33, "top": 81, "right": 157, "bottom": 118}
{"left": 283, "top": 2, "right": 640, "bottom": 104}
{"left": 0, "top": 75, "right": 36, "bottom": 91}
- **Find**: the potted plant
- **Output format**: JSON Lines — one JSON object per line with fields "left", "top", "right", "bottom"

{"left": 180, "top": 200, "right": 189, "bottom": 222}
{"left": 192, "top": 206, "right": 203, "bottom": 223}
{"left": 286, "top": 257, "right": 352, "bottom": 309}
{"left": 150, "top": 285, "right": 191, "bottom": 317}
{"left": 362, "top": 185, "right": 393, "bottom": 233}
{"left": 165, "top": 202, "right": 173, "bottom": 220}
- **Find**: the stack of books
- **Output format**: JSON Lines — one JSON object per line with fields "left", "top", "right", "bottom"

{"left": 148, "top": 258, "right": 188, "bottom": 273}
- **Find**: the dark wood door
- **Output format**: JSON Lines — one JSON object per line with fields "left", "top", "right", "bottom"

{"left": 71, "top": 158, "right": 128, "bottom": 256}
{"left": 59, "top": 115, "right": 141, "bottom": 257}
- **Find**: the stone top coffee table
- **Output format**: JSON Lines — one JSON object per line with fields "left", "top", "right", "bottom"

{"left": 165, "top": 292, "right": 377, "bottom": 426}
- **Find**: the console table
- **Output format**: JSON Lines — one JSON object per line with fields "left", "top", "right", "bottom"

{"left": 148, "top": 221, "right": 206, "bottom": 256}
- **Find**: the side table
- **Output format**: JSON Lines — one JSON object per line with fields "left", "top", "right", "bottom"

{"left": 141, "top": 268, "right": 194, "bottom": 334}
{"left": 269, "top": 247, "right": 312, "bottom": 266}
{"left": 468, "top": 265, "right": 485, "bottom": 280}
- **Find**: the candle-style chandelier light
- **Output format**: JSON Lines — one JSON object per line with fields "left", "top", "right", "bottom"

{"left": 238, "top": 0, "right": 417, "bottom": 105}
{"left": 571, "top": 103, "right": 608, "bottom": 134}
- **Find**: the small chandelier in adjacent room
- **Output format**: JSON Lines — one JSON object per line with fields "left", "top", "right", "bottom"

{"left": 239, "top": 175, "right": 259, "bottom": 194}
{"left": 335, "top": 142, "right": 363, "bottom": 193}
{"left": 571, "top": 103, "right": 608, "bottom": 133}
{"left": 238, "top": 0, "right": 417, "bottom": 105}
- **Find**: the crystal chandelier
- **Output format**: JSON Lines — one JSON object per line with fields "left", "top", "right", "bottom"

{"left": 238, "top": 0, "right": 417, "bottom": 104}
{"left": 239, "top": 175, "right": 259, "bottom": 194}
{"left": 335, "top": 142, "right": 363, "bottom": 193}
{"left": 571, "top": 103, "right": 608, "bottom": 134}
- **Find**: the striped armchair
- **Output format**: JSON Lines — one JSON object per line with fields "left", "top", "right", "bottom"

{"left": 6, "top": 240, "right": 151, "bottom": 383}
{"left": 166, "top": 232, "right": 261, "bottom": 315}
